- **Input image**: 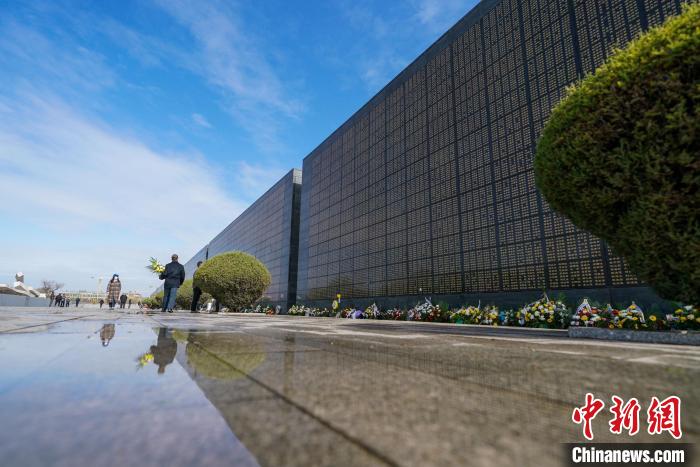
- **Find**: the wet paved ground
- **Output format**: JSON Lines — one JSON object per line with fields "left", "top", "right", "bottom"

{"left": 0, "top": 307, "right": 698, "bottom": 466}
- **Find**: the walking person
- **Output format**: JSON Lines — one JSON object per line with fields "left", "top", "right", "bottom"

{"left": 75, "top": 297, "right": 81, "bottom": 307}
{"left": 49, "top": 291, "right": 55, "bottom": 307}
{"left": 159, "top": 254, "right": 185, "bottom": 313}
{"left": 119, "top": 293, "right": 128, "bottom": 309}
{"left": 106, "top": 274, "right": 121, "bottom": 310}
{"left": 99, "top": 299, "right": 104, "bottom": 309}
{"left": 128, "top": 299, "right": 132, "bottom": 309}
{"left": 190, "top": 261, "right": 203, "bottom": 313}
{"left": 66, "top": 298, "right": 71, "bottom": 307}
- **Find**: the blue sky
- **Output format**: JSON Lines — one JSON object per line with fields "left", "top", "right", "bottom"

{"left": 0, "top": 0, "right": 478, "bottom": 294}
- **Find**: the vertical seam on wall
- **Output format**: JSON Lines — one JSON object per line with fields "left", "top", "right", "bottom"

{"left": 479, "top": 16, "right": 503, "bottom": 292}
{"left": 449, "top": 42, "right": 467, "bottom": 294}
{"left": 636, "top": 0, "right": 649, "bottom": 30}
{"left": 516, "top": 0, "right": 550, "bottom": 291}
{"left": 424, "top": 64, "right": 435, "bottom": 294}
{"left": 567, "top": 0, "right": 584, "bottom": 78}
{"left": 383, "top": 96, "right": 389, "bottom": 298}
{"left": 402, "top": 82, "right": 410, "bottom": 296}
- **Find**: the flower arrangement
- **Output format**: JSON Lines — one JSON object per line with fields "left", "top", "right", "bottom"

{"left": 259, "top": 296, "right": 697, "bottom": 334}
{"left": 611, "top": 302, "right": 646, "bottom": 330}
{"left": 518, "top": 294, "right": 569, "bottom": 329}
{"left": 388, "top": 308, "right": 406, "bottom": 320}
{"left": 308, "top": 307, "right": 334, "bottom": 317}
{"left": 666, "top": 305, "right": 700, "bottom": 330}
{"left": 241, "top": 304, "right": 275, "bottom": 314}
{"left": 570, "top": 299, "right": 613, "bottom": 328}
{"left": 146, "top": 257, "right": 165, "bottom": 275}
{"left": 406, "top": 299, "right": 438, "bottom": 321}
{"left": 363, "top": 303, "right": 381, "bottom": 319}
{"left": 288, "top": 305, "right": 308, "bottom": 316}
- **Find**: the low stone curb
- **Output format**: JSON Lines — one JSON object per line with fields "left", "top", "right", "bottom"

{"left": 568, "top": 326, "right": 700, "bottom": 346}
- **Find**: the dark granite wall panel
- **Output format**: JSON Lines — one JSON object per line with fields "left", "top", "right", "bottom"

{"left": 296, "top": 0, "right": 685, "bottom": 304}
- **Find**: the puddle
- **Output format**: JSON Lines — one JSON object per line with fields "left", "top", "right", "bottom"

{"left": 0, "top": 318, "right": 697, "bottom": 467}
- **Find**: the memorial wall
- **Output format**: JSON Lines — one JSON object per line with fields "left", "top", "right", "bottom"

{"left": 295, "top": 0, "right": 685, "bottom": 306}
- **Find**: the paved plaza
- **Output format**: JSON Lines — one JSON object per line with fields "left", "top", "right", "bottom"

{"left": 0, "top": 307, "right": 697, "bottom": 466}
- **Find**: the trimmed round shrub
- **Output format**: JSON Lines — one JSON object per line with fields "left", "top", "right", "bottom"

{"left": 143, "top": 291, "right": 163, "bottom": 309}
{"left": 534, "top": 4, "right": 700, "bottom": 304}
{"left": 185, "top": 332, "right": 265, "bottom": 380}
{"left": 193, "top": 252, "right": 271, "bottom": 311}
{"left": 175, "top": 279, "right": 213, "bottom": 310}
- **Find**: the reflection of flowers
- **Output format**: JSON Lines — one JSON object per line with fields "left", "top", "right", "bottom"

{"left": 136, "top": 352, "right": 154, "bottom": 369}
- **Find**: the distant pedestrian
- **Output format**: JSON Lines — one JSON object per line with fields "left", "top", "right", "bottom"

{"left": 54, "top": 293, "right": 61, "bottom": 307}
{"left": 49, "top": 291, "right": 55, "bottom": 307}
{"left": 99, "top": 299, "right": 104, "bottom": 309}
{"left": 190, "top": 261, "right": 203, "bottom": 313}
{"left": 106, "top": 274, "right": 121, "bottom": 310}
{"left": 66, "top": 298, "right": 71, "bottom": 307}
{"left": 75, "top": 297, "right": 81, "bottom": 307}
{"left": 138, "top": 301, "right": 143, "bottom": 310}
{"left": 119, "top": 294, "right": 128, "bottom": 309}
{"left": 159, "top": 254, "right": 185, "bottom": 313}
{"left": 128, "top": 299, "right": 132, "bottom": 309}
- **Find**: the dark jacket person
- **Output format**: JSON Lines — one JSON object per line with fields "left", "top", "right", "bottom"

{"left": 159, "top": 254, "right": 185, "bottom": 313}
{"left": 150, "top": 328, "right": 177, "bottom": 374}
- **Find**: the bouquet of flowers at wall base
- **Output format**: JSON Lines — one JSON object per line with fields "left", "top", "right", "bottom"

{"left": 499, "top": 309, "right": 518, "bottom": 326}
{"left": 363, "top": 303, "right": 381, "bottom": 319}
{"left": 518, "top": 294, "right": 569, "bottom": 329}
{"left": 450, "top": 306, "right": 474, "bottom": 324}
{"left": 146, "top": 257, "right": 165, "bottom": 275}
{"left": 243, "top": 304, "right": 272, "bottom": 314}
{"left": 570, "top": 299, "right": 613, "bottom": 328}
{"left": 479, "top": 305, "right": 500, "bottom": 326}
{"left": 345, "top": 308, "right": 364, "bottom": 319}
{"left": 406, "top": 299, "right": 440, "bottom": 321}
{"left": 665, "top": 305, "right": 699, "bottom": 330}
{"left": 612, "top": 302, "right": 645, "bottom": 330}
{"left": 287, "top": 305, "right": 307, "bottom": 316}
{"left": 388, "top": 308, "right": 406, "bottom": 320}
{"left": 309, "top": 307, "right": 334, "bottom": 317}
{"left": 339, "top": 307, "right": 353, "bottom": 318}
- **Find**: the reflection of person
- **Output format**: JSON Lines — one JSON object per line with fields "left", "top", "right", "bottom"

{"left": 100, "top": 324, "right": 115, "bottom": 346}
{"left": 190, "top": 261, "right": 203, "bottom": 313}
{"left": 150, "top": 328, "right": 177, "bottom": 374}
{"left": 106, "top": 275, "right": 122, "bottom": 309}
{"left": 159, "top": 254, "right": 185, "bottom": 313}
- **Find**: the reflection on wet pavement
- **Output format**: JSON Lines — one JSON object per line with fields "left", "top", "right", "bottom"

{"left": 0, "top": 309, "right": 698, "bottom": 466}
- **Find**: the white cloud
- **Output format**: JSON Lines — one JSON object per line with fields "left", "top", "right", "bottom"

{"left": 191, "top": 113, "right": 212, "bottom": 128}
{"left": 151, "top": 0, "right": 304, "bottom": 152}
{"left": 233, "top": 161, "right": 288, "bottom": 197}
{"left": 412, "top": 0, "right": 475, "bottom": 33}
{"left": 0, "top": 92, "right": 246, "bottom": 294}
{"left": 0, "top": 19, "right": 116, "bottom": 95}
